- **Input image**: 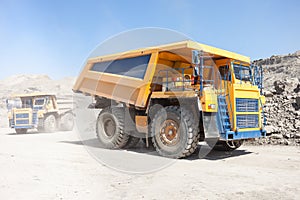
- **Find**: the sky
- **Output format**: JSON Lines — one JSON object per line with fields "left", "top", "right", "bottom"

{"left": 0, "top": 0, "right": 299, "bottom": 80}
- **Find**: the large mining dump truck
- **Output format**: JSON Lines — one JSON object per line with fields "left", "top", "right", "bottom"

{"left": 7, "top": 93, "right": 74, "bottom": 134}
{"left": 73, "top": 40, "right": 266, "bottom": 158}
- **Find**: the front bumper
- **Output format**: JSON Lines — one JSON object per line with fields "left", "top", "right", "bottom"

{"left": 220, "top": 129, "right": 266, "bottom": 140}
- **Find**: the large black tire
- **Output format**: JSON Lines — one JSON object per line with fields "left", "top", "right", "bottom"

{"left": 60, "top": 112, "right": 74, "bottom": 131}
{"left": 15, "top": 128, "right": 27, "bottom": 134}
{"left": 96, "top": 107, "right": 129, "bottom": 149}
{"left": 151, "top": 106, "right": 199, "bottom": 158}
{"left": 43, "top": 114, "right": 57, "bottom": 133}
{"left": 124, "top": 136, "right": 140, "bottom": 149}
{"left": 213, "top": 140, "right": 244, "bottom": 151}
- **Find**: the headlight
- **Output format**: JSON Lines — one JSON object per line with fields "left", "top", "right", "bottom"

{"left": 208, "top": 104, "right": 216, "bottom": 109}
{"left": 38, "top": 111, "right": 44, "bottom": 118}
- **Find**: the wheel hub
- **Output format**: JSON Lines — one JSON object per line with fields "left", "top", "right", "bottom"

{"left": 159, "top": 119, "right": 180, "bottom": 146}
{"left": 103, "top": 118, "right": 116, "bottom": 138}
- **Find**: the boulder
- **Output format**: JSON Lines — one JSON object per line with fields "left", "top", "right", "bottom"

{"left": 264, "top": 125, "right": 277, "bottom": 134}
{"left": 296, "top": 97, "right": 300, "bottom": 107}
{"left": 264, "top": 90, "right": 273, "bottom": 97}
{"left": 294, "top": 84, "right": 300, "bottom": 93}
{"left": 274, "top": 80, "right": 285, "bottom": 94}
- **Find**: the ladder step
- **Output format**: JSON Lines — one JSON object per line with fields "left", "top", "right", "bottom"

{"left": 217, "top": 94, "right": 232, "bottom": 131}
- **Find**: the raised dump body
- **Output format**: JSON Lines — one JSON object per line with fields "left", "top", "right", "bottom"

{"left": 73, "top": 40, "right": 266, "bottom": 158}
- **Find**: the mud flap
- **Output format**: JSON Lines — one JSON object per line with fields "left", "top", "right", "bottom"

{"left": 202, "top": 112, "right": 220, "bottom": 139}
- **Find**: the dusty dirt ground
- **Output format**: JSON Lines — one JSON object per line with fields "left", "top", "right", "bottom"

{"left": 0, "top": 128, "right": 299, "bottom": 200}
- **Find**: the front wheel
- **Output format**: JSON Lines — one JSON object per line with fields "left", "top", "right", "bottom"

{"left": 15, "top": 128, "right": 27, "bottom": 134}
{"left": 151, "top": 106, "right": 199, "bottom": 158}
{"left": 213, "top": 140, "right": 244, "bottom": 151}
{"left": 43, "top": 114, "right": 57, "bottom": 133}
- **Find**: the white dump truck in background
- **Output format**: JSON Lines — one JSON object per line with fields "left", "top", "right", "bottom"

{"left": 7, "top": 93, "right": 74, "bottom": 134}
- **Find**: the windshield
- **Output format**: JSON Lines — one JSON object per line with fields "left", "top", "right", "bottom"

{"left": 34, "top": 98, "right": 45, "bottom": 106}
{"left": 233, "top": 64, "right": 251, "bottom": 81}
{"left": 33, "top": 98, "right": 46, "bottom": 110}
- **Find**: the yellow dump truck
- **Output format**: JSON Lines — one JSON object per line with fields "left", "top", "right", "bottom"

{"left": 7, "top": 93, "right": 74, "bottom": 134}
{"left": 73, "top": 40, "right": 266, "bottom": 158}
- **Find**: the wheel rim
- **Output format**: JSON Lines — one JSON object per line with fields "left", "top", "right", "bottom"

{"left": 159, "top": 119, "right": 180, "bottom": 146}
{"left": 102, "top": 117, "right": 116, "bottom": 138}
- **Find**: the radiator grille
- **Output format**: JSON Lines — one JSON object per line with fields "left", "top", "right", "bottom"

{"left": 16, "top": 119, "right": 29, "bottom": 125}
{"left": 16, "top": 113, "right": 29, "bottom": 118}
{"left": 236, "top": 114, "right": 259, "bottom": 128}
{"left": 236, "top": 98, "right": 258, "bottom": 112}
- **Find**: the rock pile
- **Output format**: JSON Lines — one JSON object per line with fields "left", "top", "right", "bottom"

{"left": 251, "top": 50, "right": 300, "bottom": 145}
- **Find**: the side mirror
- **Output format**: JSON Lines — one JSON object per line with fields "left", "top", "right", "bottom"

{"left": 192, "top": 50, "right": 200, "bottom": 65}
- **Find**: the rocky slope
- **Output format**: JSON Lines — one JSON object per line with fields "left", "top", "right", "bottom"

{"left": 252, "top": 50, "right": 300, "bottom": 145}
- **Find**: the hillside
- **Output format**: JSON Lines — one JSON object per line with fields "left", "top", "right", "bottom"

{"left": 0, "top": 75, "right": 76, "bottom": 128}
{"left": 253, "top": 50, "right": 300, "bottom": 145}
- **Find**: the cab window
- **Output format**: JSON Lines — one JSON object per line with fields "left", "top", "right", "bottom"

{"left": 233, "top": 64, "right": 251, "bottom": 81}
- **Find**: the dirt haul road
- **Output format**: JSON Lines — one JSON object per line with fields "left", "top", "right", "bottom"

{"left": 0, "top": 128, "right": 299, "bottom": 200}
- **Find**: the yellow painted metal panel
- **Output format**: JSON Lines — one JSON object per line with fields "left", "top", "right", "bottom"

{"left": 200, "top": 88, "right": 218, "bottom": 112}
{"left": 151, "top": 91, "right": 196, "bottom": 99}
{"left": 187, "top": 41, "right": 250, "bottom": 63}
{"left": 238, "top": 128, "right": 261, "bottom": 132}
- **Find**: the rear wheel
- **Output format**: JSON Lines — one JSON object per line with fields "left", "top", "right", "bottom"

{"left": 15, "top": 128, "right": 27, "bottom": 134}
{"left": 96, "top": 107, "right": 129, "bottom": 149}
{"left": 60, "top": 112, "right": 74, "bottom": 131}
{"left": 151, "top": 106, "right": 199, "bottom": 158}
{"left": 43, "top": 114, "right": 57, "bottom": 133}
{"left": 213, "top": 140, "right": 244, "bottom": 151}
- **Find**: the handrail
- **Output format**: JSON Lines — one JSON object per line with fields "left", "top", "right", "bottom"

{"left": 225, "top": 79, "right": 234, "bottom": 129}
{"left": 155, "top": 67, "right": 196, "bottom": 91}
{"left": 216, "top": 96, "right": 225, "bottom": 133}
{"left": 259, "top": 97, "right": 266, "bottom": 127}
{"left": 227, "top": 62, "right": 235, "bottom": 129}
{"left": 260, "top": 65, "right": 263, "bottom": 95}
{"left": 250, "top": 64, "right": 264, "bottom": 95}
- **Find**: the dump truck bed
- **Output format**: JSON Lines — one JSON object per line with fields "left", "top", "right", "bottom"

{"left": 73, "top": 40, "right": 250, "bottom": 108}
{"left": 56, "top": 98, "right": 74, "bottom": 114}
